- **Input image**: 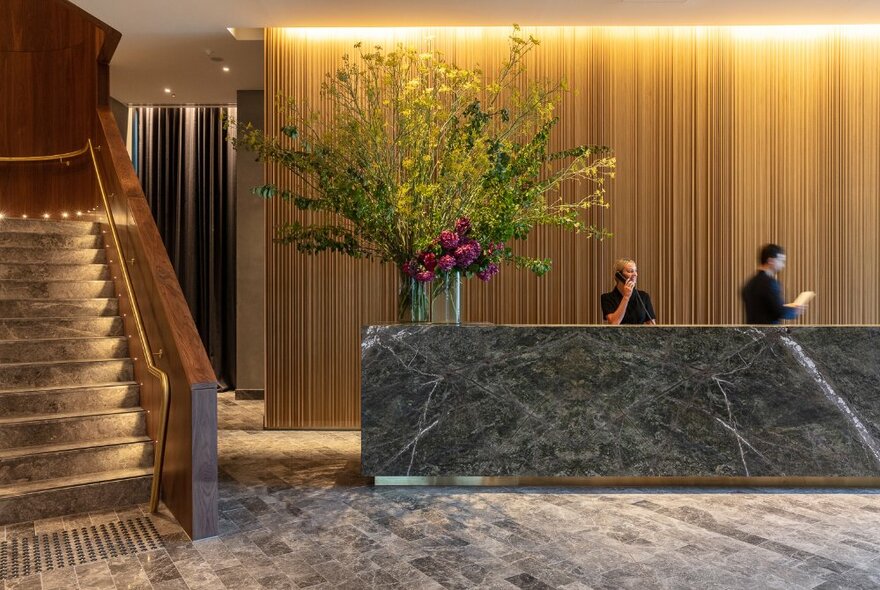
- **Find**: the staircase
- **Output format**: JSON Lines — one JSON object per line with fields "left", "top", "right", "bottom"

{"left": 0, "top": 217, "right": 152, "bottom": 525}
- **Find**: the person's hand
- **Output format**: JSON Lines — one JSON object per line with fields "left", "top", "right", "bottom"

{"left": 622, "top": 277, "right": 635, "bottom": 298}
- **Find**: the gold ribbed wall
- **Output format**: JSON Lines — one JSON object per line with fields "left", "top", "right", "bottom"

{"left": 265, "top": 26, "right": 880, "bottom": 429}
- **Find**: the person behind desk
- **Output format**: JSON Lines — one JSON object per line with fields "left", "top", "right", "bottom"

{"left": 601, "top": 259, "right": 656, "bottom": 325}
{"left": 741, "top": 243, "right": 806, "bottom": 324}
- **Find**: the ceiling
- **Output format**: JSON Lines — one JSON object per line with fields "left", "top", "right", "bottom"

{"left": 70, "top": 0, "right": 880, "bottom": 105}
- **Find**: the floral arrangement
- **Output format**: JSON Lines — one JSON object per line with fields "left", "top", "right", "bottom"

{"left": 402, "top": 217, "right": 501, "bottom": 284}
{"left": 230, "top": 26, "right": 616, "bottom": 318}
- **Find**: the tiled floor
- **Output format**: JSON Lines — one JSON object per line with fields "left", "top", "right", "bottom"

{"left": 3, "top": 392, "right": 880, "bottom": 589}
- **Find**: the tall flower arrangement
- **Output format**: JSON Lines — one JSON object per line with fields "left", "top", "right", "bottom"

{"left": 232, "top": 26, "right": 616, "bottom": 319}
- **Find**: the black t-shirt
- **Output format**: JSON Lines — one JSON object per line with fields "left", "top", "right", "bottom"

{"left": 601, "top": 288, "right": 656, "bottom": 324}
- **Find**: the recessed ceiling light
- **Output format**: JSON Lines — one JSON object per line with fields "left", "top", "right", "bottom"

{"left": 42, "top": 213, "right": 50, "bottom": 219}
{"left": 61, "top": 212, "right": 69, "bottom": 218}
{"left": 222, "top": 66, "right": 230, "bottom": 72}
{"left": 164, "top": 88, "right": 172, "bottom": 93}
{"left": 21, "top": 214, "right": 27, "bottom": 219}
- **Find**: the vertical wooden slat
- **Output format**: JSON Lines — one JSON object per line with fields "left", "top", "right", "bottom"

{"left": 264, "top": 26, "right": 880, "bottom": 429}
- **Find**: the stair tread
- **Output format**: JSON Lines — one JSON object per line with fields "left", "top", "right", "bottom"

{"left": 0, "top": 467, "right": 152, "bottom": 498}
{"left": 0, "top": 335, "right": 126, "bottom": 344}
{"left": 0, "top": 316, "right": 121, "bottom": 322}
{"left": 0, "top": 381, "right": 138, "bottom": 395}
{"left": 0, "top": 406, "right": 143, "bottom": 425}
{"left": 0, "top": 298, "right": 116, "bottom": 302}
{"left": 0, "top": 436, "right": 152, "bottom": 460}
{"left": 0, "top": 262, "right": 109, "bottom": 267}
{"left": 0, "top": 278, "right": 113, "bottom": 283}
{"left": 0, "top": 357, "right": 130, "bottom": 369}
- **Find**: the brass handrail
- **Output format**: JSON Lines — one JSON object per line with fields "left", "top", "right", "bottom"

{"left": 0, "top": 144, "right": 90, "bottom": 163}
{"left": 86, "top": 139, "right": 170, "bottom": 514}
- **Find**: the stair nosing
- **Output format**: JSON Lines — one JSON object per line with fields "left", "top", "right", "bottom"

{"left": 0, "top": 436, "right": 152, "bottom": 460}
{"left": 0, "top": 262, "right": 109, "bottom": 267}
{"left": 0, "top": 335, "right": 127, "bottom": 344}
{"left": 0, "top": 468, "right": 152, "bottom": 499}
{"left": 0, "top": 406, "right": 145, "bottom": 426}
{"left": 0, "top": 278, "right": 114, "bottom": 284}
{"left": 0, "top": 381, "right": 138, "bottom": 395}
{"left": 0, "top": 316, "right": 121, "bottom": 322}
{"left": 0, "top": 297, "right": 116, "bottom": 302}
{"left": 0, "top": 357, "right": 132, "bottom": 369}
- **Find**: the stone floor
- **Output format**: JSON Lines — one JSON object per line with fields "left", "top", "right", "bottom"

{"left": 2, "top": 392, "right": 880, "bottom": 589}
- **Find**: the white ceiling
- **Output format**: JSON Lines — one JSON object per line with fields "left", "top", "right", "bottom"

{"left": 70, "top": 0, "right": 880, "bottom": 105}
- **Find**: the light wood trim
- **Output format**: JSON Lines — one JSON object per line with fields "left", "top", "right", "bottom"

{"left": 265, "top": 26, "right": 880, "bottom": 429}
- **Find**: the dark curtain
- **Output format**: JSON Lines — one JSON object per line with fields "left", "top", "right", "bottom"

{"left": 133, "top": 107, "right": 236, "bottom": 391}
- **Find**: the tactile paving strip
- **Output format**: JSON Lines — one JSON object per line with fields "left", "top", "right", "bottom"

{"left": 0, "top": 516, "right": 163, "bottom": 580}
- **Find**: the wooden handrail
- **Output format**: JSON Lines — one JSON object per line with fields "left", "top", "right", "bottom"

{"left": 86, "top": 140, "right": 170, "bottom": 514}
{"left": 93, "top": 106, "right": 218, "bottom": 539}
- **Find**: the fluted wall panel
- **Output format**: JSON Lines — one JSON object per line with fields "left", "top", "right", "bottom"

{"left": 265, "top": 26, "right": 880, "bottom": 429}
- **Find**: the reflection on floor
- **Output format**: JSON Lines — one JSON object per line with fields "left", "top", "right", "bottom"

{"left": 2, "top": 391, "right": 880, "bottom": 589}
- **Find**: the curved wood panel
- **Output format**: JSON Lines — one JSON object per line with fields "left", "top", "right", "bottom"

{"left": 265, "top": 26, "right": 880, "bottom": 429}
{"left": 0, "top": 0, "right": 118, "bottom": 215}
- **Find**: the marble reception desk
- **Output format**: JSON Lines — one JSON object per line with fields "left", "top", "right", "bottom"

{"left": 361, "top": 325, "right": 880, "bottom": 485}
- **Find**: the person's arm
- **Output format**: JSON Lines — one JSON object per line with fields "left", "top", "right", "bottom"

{"left": 642, "top": 292, "right": 657, "bottom": 325}
{"left": 767, "top": 279, "right": 800, "bottom": 321}
{"left": 604, "top": 282, "right": 634, "bottom": 325}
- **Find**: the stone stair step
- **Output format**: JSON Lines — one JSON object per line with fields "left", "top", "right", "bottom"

{"left": 0, "top": 336, "right": 128, "bottom": 363}
{"left": 0, "top": 232, "right": 103, "bottom": 249}
{"left": 0, "top": 246, "right": 107, "bottom": 264}
{"left": 0, "top": 408, "right": 146, "bottom": 450}
{"left": 0, "top": 316, "right": 123, "bottom": 339}
{"left": 0, "top": 437, "right": 153, "bottom": 486}
{"left": 0, "top": 382, "right": 139, "bottom": 418}
{"left": 0, "top": 298, "right": 119, "bottom": 318}
{"left": 0, "top": 468, "right": 152, "bottom": 525}
{"left": 0, "top": 279, "right": 116, "bottom": 299}
{"left": 0, "top": 218, "right": 100, "bottom": 235}
{"left": 0, "top": 262, "right": 110, "bottom": 281}
{"left": 0, "top": 357, "right": 132, "bottom": 389}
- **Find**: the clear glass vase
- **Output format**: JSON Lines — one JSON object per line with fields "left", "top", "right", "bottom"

{"left": 397, "top": 271, "right": 461, "bottom": 323}
{"left": 431, "top": 271, "right": 461, "bottom": 324}
{"left": 397, "top": 274, "right": 431, "bottom": 322}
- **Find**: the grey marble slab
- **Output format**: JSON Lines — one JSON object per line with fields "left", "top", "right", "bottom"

{"left": 361, "top": 326, "right": 880, "bottom": 479}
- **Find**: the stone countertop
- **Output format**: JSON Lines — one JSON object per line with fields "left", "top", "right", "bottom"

{"left": 361, "top": 325, "right": 880, "bottom": 480}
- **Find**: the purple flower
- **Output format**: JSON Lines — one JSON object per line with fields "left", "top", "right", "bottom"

{"left": 401, "top": 260, "right": 418, "bottom": 277}
{"left": 420, "top": 252, "right": 437, "bottom": 271}
{"left": 455, "top": 217, "right": 471, "bottom": 236}
{"left": 477, "top": 263, "right": 499, "bottom": 281}
{"left": 438, "top": 230, "right": 459, "bottom": 250}
{"left": 437, "top": 254, "right": 456, "bottom": 271}
{"left": 454, "top": 239, "right": 482, "bottom": 269}
{"left": 415, "top": 270, "right": 435, "bottom": 282}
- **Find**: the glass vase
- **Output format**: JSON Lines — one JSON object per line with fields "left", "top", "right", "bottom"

{"left": 396, "top": 271, "right": 461, "bottom": 323}
{"left": 397, "top": 274, "right": 431, "bottom": 322}
{"left": 431, "top": 271, "right": 461, "bottom": 324}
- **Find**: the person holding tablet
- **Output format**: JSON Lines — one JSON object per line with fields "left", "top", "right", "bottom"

{"left": 741, "top": 243, "right": 812, "bottom": 324}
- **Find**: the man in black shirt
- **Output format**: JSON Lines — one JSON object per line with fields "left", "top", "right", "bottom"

{"left": 601, "top": 259, "right": 656, "bottom": 325}
{"left": 741, "top": 243, "right": 805, "bottom": 324}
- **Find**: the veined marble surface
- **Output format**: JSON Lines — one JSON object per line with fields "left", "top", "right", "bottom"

{"left": 361, "top": 326, "right": 880, "bottom": 479}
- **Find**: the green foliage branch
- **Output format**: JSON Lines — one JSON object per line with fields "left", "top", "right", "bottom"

{"left": 231, "top": 25, "right": 616, "bottom": 278}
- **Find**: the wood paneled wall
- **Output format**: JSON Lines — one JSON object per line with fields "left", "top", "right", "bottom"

{"left": 0, "top": 0, "right": 113, "bottom": 215}
{"left": 264, "top": 26, "right": 880, "bottom": 429}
